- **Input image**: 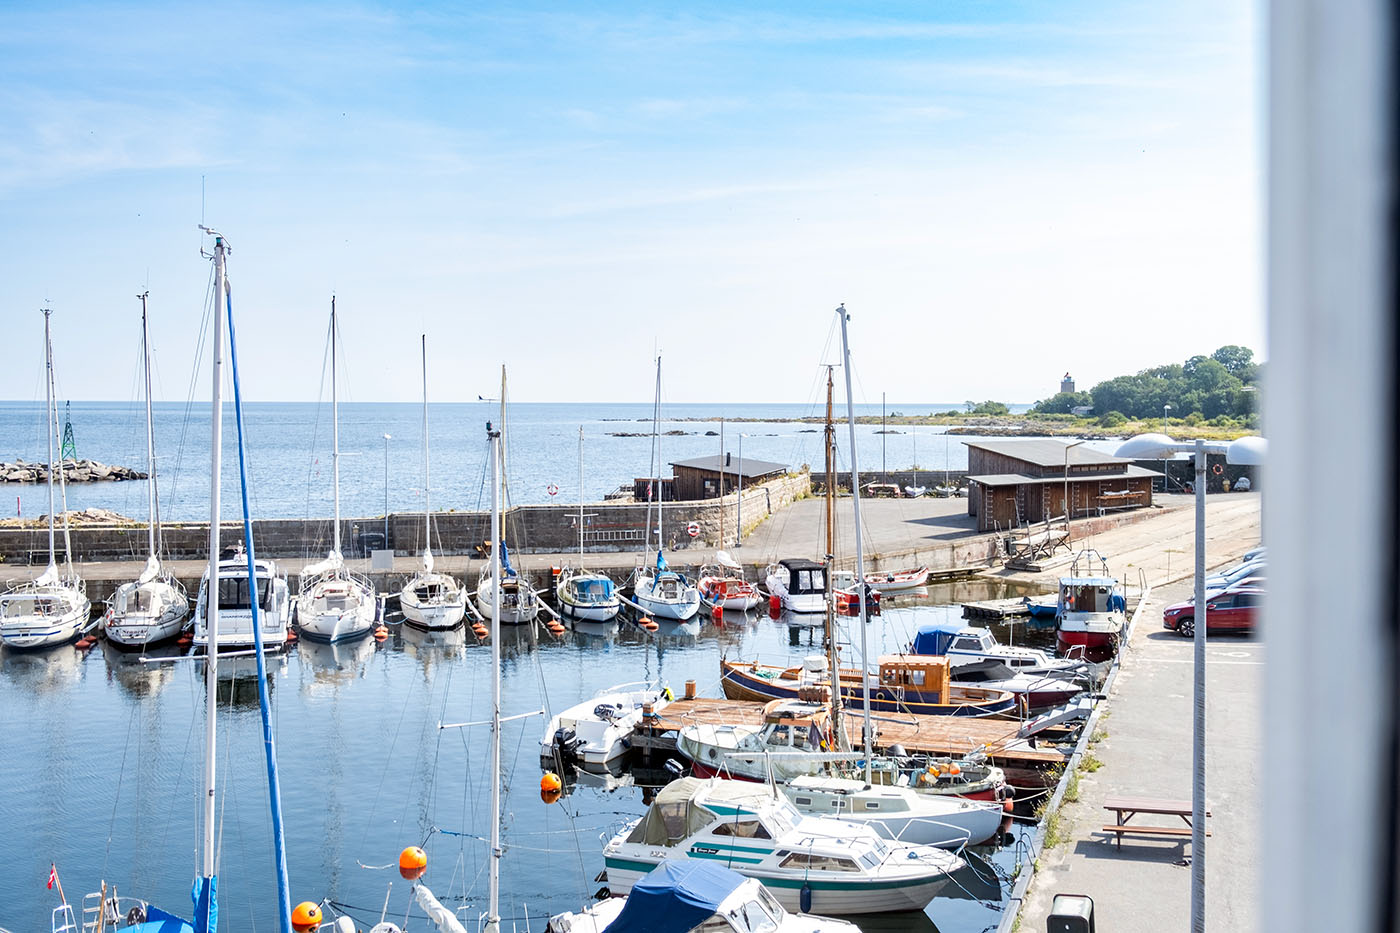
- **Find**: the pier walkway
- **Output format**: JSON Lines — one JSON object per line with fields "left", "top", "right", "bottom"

{"left": 1011, "top": 500, "right": 1261, "bottom": 933}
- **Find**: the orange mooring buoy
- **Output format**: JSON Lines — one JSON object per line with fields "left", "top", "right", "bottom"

{"left": 291, "top": 901, "right": 322, "bottom": 932}
{"left": 399, "top": 845, "right": 428, "bottom": 880}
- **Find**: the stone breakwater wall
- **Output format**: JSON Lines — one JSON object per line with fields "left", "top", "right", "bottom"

{"left": 0, "top": 474, "right": 811, "bottom": 565}
{"left": 0, "top": 459, "right": 147, "bottom": 483}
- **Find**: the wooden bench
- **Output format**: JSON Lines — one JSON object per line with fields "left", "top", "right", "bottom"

{"left": 1101, "top": 795, "right": 1211, "bottom": 848}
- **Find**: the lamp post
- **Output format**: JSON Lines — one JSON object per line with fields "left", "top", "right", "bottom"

{"left": 1063, "top": 439, "right": 1084, "bottom": 525}
{"left": 735, "top": 434, "right": 744, "bottom": 548}
{"left": 382, "top": 433, "right": 391, "bottom": 546}
{"left": 1115, "top": 432, "right": 1266, "bottom": 933}
{"left": 1162, "top": 404, "right": 1173, "bottom": 493}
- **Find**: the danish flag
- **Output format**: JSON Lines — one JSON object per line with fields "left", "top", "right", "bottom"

{"left": 47, "top": 864, "right": 57, "bottom": 890}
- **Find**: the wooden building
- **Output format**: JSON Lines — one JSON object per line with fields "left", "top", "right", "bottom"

{"left": 668, "top": 454, "right": 788, "bottom": 501}
{"left": 964, "top": 439, "right": 1158, "bottom": 532}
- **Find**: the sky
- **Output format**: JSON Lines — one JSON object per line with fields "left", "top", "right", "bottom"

{"left": 0, "top": 1, "right": 1262, "bottom": 406}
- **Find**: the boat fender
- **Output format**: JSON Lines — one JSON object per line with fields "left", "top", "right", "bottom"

{"left": 662, "top": 686, "right": 674, "bottom": 701}
{"left": 799, "top": 882, "right": 812, "bottom": 913}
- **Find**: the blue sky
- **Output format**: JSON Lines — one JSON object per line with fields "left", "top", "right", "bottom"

{"left": 0, "top": 1, "right": 1260, "bottom": 405}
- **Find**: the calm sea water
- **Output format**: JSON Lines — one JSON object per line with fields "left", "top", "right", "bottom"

{"left": 0, "top": 400, "right": 1106, "bottom": 524}
{"left": 0, "top": 585, "right": 1053, "bottom": 932}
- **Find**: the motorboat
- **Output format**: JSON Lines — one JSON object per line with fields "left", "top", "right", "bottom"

{"left": 557, "top": 568, "right": 622, "bottom": 622}
{"left": 1054, "top": 550, "right": 1127, "bottom": 662}
{"left": 909, "top": 620, "right": 1091, "bottom": 677}
{"left": 547, "top": 860, "right": 859, "bottom": 933}
{"left": 719, "top": 654, "right": 1017, "bottom": 717}
{"left": 947, "top": 659, "right": 1087, "bottom": 711}
{"left": 781, "top": 774, "right": 1005, "bottom": 848}
{"left": 602, "top": 777, "right": 966, "bottom": 915}
{"left": 763, "top": 558, "right": 826, "bottom": 614}
{"left": 193, "top": 552, "right": 291, "bottom": 652}
{"left": 541, "top": 682, "right": 672, "bottom": 769}
{"left": 829, "top": 570, "right": 881, "bottom": 616}
{"left": 698, "top": 551, "right": 761, "bottom": 612}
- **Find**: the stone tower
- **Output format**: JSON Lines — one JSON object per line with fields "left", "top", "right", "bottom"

{"left": 1061, "top": 372, "right": 1075, "bottom": 394}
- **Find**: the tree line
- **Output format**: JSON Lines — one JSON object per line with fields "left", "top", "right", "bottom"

{"left": 1031, "top": 345, "right": 1261, "bottom": 423}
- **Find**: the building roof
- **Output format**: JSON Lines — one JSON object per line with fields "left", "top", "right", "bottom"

{"left": 962, "top": 439, "right": 1130, "bottom": 468}
{"left": 967, "top": 465, "right": 1161, "bottom": 488}
{"left": 669, "top": 454, "right": 787, "bottom": 478}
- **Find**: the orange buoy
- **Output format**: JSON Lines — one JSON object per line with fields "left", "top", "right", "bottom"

{"left": 541, "top": 772, "right": 562, "bottom": 793}
{"left": 399, "top": 845, "right": 428, "bottom": 880}
{"left": 541, "top": 786, "right": 561, "bottom": 804}
{"left": 769, "top": 595, "right": 781, "bottom": 618}
{"left": 712, "top": 606, "right": 723, "bottom": 622}
{"left": 286, "top": 629, "right": 298, "bottom": 642}
{"left": 291, "top": 901, "right": 322, "bottom": 932}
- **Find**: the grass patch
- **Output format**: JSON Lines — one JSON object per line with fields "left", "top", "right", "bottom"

{"left": 1042, "top": 809, "right": 1067, "bottom": 848}
{"left": 1091, "top": 727, "right": 1109, "bottom": 745}
{"left": 1063, "top": 769, "right": 1081, "bottom": 803}
{"left": 1081, "top": 753, "right": 1104, "bottom": 773}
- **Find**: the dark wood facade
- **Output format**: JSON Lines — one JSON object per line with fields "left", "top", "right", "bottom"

{"left": 964, "top": 440, "right": 1156, "bottom": 532}
{"left": 669, "top": 455, "right": 787, "bottom": 501}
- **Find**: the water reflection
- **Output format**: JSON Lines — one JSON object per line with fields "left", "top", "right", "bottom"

{"left": 101, "top": 640, "right": 184, "bottom": 698}
{"left": 296, "top": 634, "right": 377, "bottom": 692}
{"left": 1, "top": 642, "right": 81, "bottom": 689}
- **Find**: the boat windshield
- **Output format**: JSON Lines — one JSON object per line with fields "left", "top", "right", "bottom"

{"left": 575, "top": 579, "right": 614, "bottom": 602}
{"left": 1, "top": 595, "right": 63, "bottom": 617}
{"left": 217, "top": 576, "right": 272, "bottom": 610}
{"left": 734, "top": 898, "right": 779, "bottom": 933}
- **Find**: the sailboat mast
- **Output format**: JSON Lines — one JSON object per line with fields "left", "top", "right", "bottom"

{"left": 823, "top": 366, "right": 843, "bottom": 744}
{"left": 421, "top": 336, "right": 431, "bottom": 557}
{"left": 654, "top": 357, "right": 663, "bottom": 551}
{"left": 838, "top": 306, "right": 873, "bottom": 782}
{"left": 331, "top": 298, "right": 341, "bottom": 557}
{"left": 42, "top": 309, "right": 55, "bottom": 568}
{"left": 487, "top": 369, "right": 505, "bottom": 932}
{"left": 140, "top": 293, "right": 158, "bottom": 560}
{"left": 578, "top": 426, "right": 585, "bottom": 562}
{"left": 719, "top": 418, "right": 725, "bottom": 546}
{"left": 203, "top": 235, "right": 227, "bottom": 882}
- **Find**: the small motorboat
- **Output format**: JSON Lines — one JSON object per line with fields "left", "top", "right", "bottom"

{"left": 541, "top": 682, "right": 672, "bottom": 769}
{"left": 948, "top": 659, "right": 1087, "bottom": 712}
{"left": 863, "top": 565, "right": 929, "bottom": 593}
{"left": 698, "top": 551, "right": 760, "bottom": 612}
{"left": 909, "top": 620, "right": 1092, "bottom": 678}
{"left": 763, "top": 558, "right": 826, "bottom": 613}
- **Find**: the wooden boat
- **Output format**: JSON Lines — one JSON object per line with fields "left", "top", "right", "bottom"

{"left": 863, "top": 565, "right": 929, "bottom": 593}
{"left": 720, "top": 654, "right": 1017, "bottom": 717}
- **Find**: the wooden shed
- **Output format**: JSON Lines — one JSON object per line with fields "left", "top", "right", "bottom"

{"left": 668, "top": 454, "right": 787, "bottom": 501}
{"left": 963, "top": 439, "right": 1158, "bottom": 532}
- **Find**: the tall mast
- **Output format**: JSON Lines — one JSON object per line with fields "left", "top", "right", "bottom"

{"left": 838, "top": 306, "right": 873, "bottom": 782}
{"left": 718, "top": 418, "right": 725, "bottom": 546}
{"left": 578, "top": 427, "right": 585, "bottom": 562}
{"left": 331, "top": 298, "right": 341, "bottom": 558}
{"left": 654, "top": 357, "right": 663, "bottom": 553}
{"left": 42, "top": 309, "right": 56, "bottom": 571}
{"left": 486, "top": 367, "right": 506, "bottom": 933}
{"left": 140, "top": 293, "right": 158, "bottom": 560}
{"left": 421, "top": 335, "right": 431, "bottom": 564}
{"left": 203, "top": 233, "right": 227, "bottom": 885}
{"left": 823, "top": 366, "right": 843, "bottom": 746}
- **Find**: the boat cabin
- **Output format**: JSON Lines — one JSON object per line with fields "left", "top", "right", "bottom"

{"left": 1058, "top": 577, "right": 1125, "bottom": 615}
{"left": 775, "top": 559, "right": 826, "bottom": 596}
{"left": 624, "top": 777, "right": 798, "bottom": 847}
{"left": 759, "top": 699, "right": 834, "bottom": 751}
{"left": 875, "top": 655, "right": 952, "bottom": 702}
{"left": 569, "top": 577, "right": 616, "bottom": 604}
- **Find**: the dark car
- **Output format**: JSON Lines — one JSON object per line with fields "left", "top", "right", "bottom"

{"left": 1162, "top": 583, "right": 1263, "bottom": 637}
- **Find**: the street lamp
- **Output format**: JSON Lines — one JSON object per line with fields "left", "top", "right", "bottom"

{"left": 382, "top": 433, "right": 392, "bottom": 546}
{"left": 1063, "top": 439, "right": 1084, "bottom": 525}
{"left": 1114, "top": 432, "right": 1265, "bottom": 933}
{"left": 1162, "top": 405, "right": 1173, "bottom": 493}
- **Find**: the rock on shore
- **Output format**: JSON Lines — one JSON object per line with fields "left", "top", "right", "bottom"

{"left": 0, "top": 459, "right": 147, "bottom": 483}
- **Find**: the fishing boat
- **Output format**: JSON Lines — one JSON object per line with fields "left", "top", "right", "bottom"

{"left": 104, "top": 294, "right": 189, "bottom": 649}
{"left": 1054, "top": 549, "right": 1127, "bottom": 662}
{"left": 43, "top": 230, "right": 301, "bottom": 933}
{"left": 631, "top": 356, "right": 700, "bottom": 621}
{"left": 762, "top": 558, "right": 826, "bottom": 614}
{"left": 475, "top": 367, "right": 542, "bottom": 626}
{"left": 557, "top": 427, "right": 622, "bottom": 623}
{"left": 540, "top": 681, "right": 672, "bottom": 770}
{"left": 698, "top": 551, "right": 761, "bottom": 612}
{"left": 295, "top": 299, "right": 377, "bottom": 643}
{"left": 601, "top": 777, "right": 966, "bottom": 915}
{"left": 909, "top": 620, "right": 1091, "bottom": 678}
{"left": 399, "top": 336, "right": 467, "bottom": 631}
{"left": 547, "top": 860, "right": 859, "bottom": 933}
{"left": 0, "top": 310, "right": 91, "bottom": 651}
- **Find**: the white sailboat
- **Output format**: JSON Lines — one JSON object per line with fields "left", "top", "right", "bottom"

{"left": 631, "top": 356, "right": 700, "bottom": 621}
{"left": 295, "top": 299, "right": 377, "bottom": 643}
{"left": 399, "top": 336, "right": 467, "bottom": 630}
{"left": 105, "top": 292, "right": 189, "bottom": 648}
{"left": 475, "top": 367, "right": 541, "bottom": 626}
{"left": 556, "top": 427, "right": 621, "bottom": 623}
{"left": 0, "top": 309, "right": 91, "bottom": 651}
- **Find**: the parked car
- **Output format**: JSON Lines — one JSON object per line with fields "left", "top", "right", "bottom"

{"left": 1204, "top": 558, "right": 1266, "bottom": 590}
{"left": 1242, "top": 544, "right": 1267, "bottom": 563}
{"left": 1162, "top": 583, "right": 1263, "bottom": 637}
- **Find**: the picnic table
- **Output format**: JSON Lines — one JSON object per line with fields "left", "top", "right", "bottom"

{"left": 1101, "top": 795, "right": 1211, "bottom": 848}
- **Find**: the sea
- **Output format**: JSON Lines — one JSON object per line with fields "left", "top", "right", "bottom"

{"left": 0, "top": 399, "right": 1106, "bottom": 524}
{"left": 0, "top": 587, "right": 1055, "bottom": 932}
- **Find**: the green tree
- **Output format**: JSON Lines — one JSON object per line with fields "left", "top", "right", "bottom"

{"left": 1211, "top": 345, "right": 1255, "bottom": 375}
{"left": 1032, "top": 391, "right": 1093, "bottom": 414}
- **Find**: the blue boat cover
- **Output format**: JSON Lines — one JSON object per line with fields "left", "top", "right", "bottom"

{"left": 655, "top": 550, "right": 669, "bottom": 572}
{"left": 131, "top": 904, "right": 196, "bottom": 933}
{"left": 909, "top": 618, "right": 965, "bottom": 656}
{"left": 605, "top": 860, "right": 744, "bottom": 933}
{"left": 192, "top": 875, "right": 216, "bottom": 933}
{"left": 499, "top": 541, "right": 517, "bottom": 578}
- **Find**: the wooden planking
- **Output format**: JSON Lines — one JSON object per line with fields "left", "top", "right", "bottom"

{"left": 640, "top": 697, "right": 1066, "bottom": 770}
{"left": 961, "top": 597, "right": 1032, "bottom": 620}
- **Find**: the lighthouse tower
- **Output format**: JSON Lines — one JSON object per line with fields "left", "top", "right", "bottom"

{"left": 1060, "top": 372, "right": 1075, "bottom": 394}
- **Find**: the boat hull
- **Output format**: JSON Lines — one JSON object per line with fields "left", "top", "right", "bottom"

{"left": 0, "top": 605, "right": 90, "bottom": 650}
{"left": 400, "top": 599, "right": 467, "bottom": 630}
{"left": 633, "top": 589, "right": 700, "bottom": 621}
{"left": 1055, "top": 629, "right": 1118, "bottom": 663}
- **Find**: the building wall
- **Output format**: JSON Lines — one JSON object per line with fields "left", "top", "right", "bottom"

{"left": 968, "top": 475, "right": 1155, "bottom": 531}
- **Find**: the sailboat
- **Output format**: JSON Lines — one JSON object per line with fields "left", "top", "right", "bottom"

{"left": 556, "top": 427, "right": 621, "bottom": 623}
{"left": 105, "top": 293, "right": 190, "bottom": 648}
{"left": 295, "top": 299, "right": 377, "bottom": 643}
{"left": 0, "top": 309, "right": 91, "bottom": 651}
{"left": 43, "top": 231, "right": 298, "bottom": 933}
{"left": 399, "top": 336, "right": 468, "bottom": 630}
{"left": 631, "top": 356, "right": 700, "bottom": 621}
{"left": 474, "top": 367, "right": 542, "bottom": 625}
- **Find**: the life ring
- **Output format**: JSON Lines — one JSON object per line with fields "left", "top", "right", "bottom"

{"left": 1211, "top": 464, "right": 1223, "bottom": 476}
{"left": 686, "top": 522, "right": 700, "bottom": 538}
{"left": 546, "top": 483, "right": 560, "bottom": 496}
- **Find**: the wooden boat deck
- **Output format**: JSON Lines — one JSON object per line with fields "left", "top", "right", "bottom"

{"left": 636, "top": 697, "right": 1067, "bottom": 772}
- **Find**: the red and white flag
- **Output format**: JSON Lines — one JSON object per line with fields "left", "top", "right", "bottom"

{"left": 47, "top": 864, "right": 57, "bottom": 890}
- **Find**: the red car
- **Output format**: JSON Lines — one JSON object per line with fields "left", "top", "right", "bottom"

{"left": 1161, "top": 584, "right": 1263, "bottom": 637}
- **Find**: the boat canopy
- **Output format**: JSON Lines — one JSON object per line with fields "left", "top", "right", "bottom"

{"left": 625, "top": 777, "right": 775, "bottom": 846}
{"left": 909, "top": 619, "right": 968, "bottom": 656}
{"left": 604, "top": 861, "right": 746, "bottom": 933}
{"left": 573, "top": 577, "right": 615, "bottom": 600}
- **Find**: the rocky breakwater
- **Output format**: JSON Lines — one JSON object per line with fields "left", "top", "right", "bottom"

{"left": 0, "top": 459, "right": 147, "bottom": 483}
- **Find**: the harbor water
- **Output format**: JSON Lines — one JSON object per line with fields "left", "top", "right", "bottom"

{"left": 0, "top": 581, "right": 1054, "bottom": 932}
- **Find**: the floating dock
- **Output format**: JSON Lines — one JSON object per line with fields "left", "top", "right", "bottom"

{"left": 631, "top": 696, "right": 1067, "bottom": 787}
{"left": 960, "top": 597, "right": 1033, "bottom": 620}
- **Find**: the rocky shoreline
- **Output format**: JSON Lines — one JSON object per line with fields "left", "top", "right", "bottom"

{"left": 0, "top": 459, "right": 147, "bottom": 483}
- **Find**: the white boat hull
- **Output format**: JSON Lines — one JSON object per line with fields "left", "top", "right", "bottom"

{"left": 400, "top": 571, "right": 467, "bottom": 630}
{"left": 105, "top": 579, "right": 189, "bottom": 647}
{"left": 475, "top": 574, "right": 541, "bottom": 625}
{"left": 0, "top": 587, "right": 90, "bottom": 650}
{"left": 540, "top": 685, "right": 671, "bottom": 766}
{"left": 296, "top": 589, "right": 377, "bottom": 642}
{"left": 633, "top": 588, "right": 700, "bottom": 621}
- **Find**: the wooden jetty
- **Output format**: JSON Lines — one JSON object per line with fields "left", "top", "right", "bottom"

{"left": 631, "top": 697, "right": 1067, "bottom": 787}
{"left": 960, "top": 597, "right": 1032, "bottom": 620}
